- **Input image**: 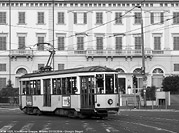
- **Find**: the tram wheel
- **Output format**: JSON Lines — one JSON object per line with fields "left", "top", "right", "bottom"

{"left": 36, "top": 109, "right": 42, "bottom": 116}
{"left": 22, "top": 108, "right": 27, "bottom": 114}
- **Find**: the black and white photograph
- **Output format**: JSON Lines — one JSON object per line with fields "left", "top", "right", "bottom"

{"left": 0, "top": 0, "right": 179, "bottom": 132}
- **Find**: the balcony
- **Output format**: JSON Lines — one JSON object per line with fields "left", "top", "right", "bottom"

{"left": 86, "top": 49, "right": 153, "bottom": 60}
{"left": 9, "top": 49, "right": 34, "bottom": 60}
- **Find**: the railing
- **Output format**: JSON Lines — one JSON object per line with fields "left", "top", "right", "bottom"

{"left": 10, "top": 49, "right": 33, "bottom": 56}
{"left": 9, "top": 49, "right": 34, "bottom": 59}
{"left": 152, "top": 50, "right": 164, "bottom": 54}
{"left": 86, "top": 49, "right": 153, "bottom": 57}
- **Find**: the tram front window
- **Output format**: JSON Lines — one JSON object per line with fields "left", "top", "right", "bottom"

{"left": 105, "top": 74, "right": 114, "bottom": 94}
{"left": 96, "top": 74, "right": 104, "bottom": 94}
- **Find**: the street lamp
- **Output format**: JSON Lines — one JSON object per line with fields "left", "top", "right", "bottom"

{"left": 136, "top": 5, "right": 147, "bottom": 107}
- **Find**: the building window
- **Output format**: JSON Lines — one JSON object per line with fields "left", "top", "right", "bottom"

{"left": 0, "top": 64, "right": 6, "bottom": 71}
{"left": 115, "top": 12, "right": 122, "bottom": 24}
{"left": 151, "top": 12, "right": 164, "bottom": 24}
{"left": 77, "top": 36, "right": 84, "bottom": 50}
{"left": 0, "top": 12, "right": 6, "bottom": 24}
{"left": 0, "top": 36, "right": 6, "bottom": 50}
{"left": 96, "top": 12, "right": 103, "bottom": 24}
{"left": 57, "top": 36, "right": 65, "bottom": 50}
{"left": 18, "top": 12, "right": 25, "bottom": 24}
{"left": 37, "top": 36, "right": 45, "bottom": 50}
{"left": 154, "top": 36, "right": 161, "bottom": 50}
{"left": 173, "top": 36, "right": 179, "bottom": 50}
{"left": 58, "top": 64, "right": 64, "bottom": 70}
{"left": 16, "top": 68, "right": 27, "bottom": 74}
{"left": 58, "top": 12, "right": 65, "bottom": 24}
{"left": 134, "top": 12, "right": 141, "bottom": 24}
{"left": 116, "top": 68, "right": 125, "bottom": 73}
{"left": 0, "top": 78, "right": 6, "bottom": 90}
{"left": 152, "top": 68, "right": 164, "bottom": 89}
{"left": 38, "top": 64, "right": 44, "bottom": 70}
{"left": 174, "top": 64, "right": 179, "bottom": 71}
{"left": 133, "top": 68, "right": 143, "bottom": 89}
{"left": 18, "top": 36, "right": 25, "bottom": 49}
{"left": 37, "top": 12, "right": 44, "bottom": 24}
{"left": 153, "top": 68, "right": 164, "bottom": 74}
{"left": 74, "top": 12, "right": 87, "bottom": 24}
{"left": 115, "top": 36, "right": 122, "bottom": 51}
{"left": 173, "top": 12, "right": 179, "bottom": 24}
{"left": 96, "top": 36, "right": 103, "bottom": 52}
{"left": 134, "top": 36, "right": 141, "bottom": 50}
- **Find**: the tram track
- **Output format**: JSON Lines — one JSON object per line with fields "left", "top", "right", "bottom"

{"left": 105, "top": 114, "right": 178, "bottom": 133}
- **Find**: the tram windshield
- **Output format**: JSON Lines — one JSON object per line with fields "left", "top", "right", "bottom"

{"left": 96, "top": 74, "right": 117, "bottom": 94}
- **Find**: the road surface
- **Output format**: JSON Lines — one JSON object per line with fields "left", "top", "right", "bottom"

{"left": 0, "top": 108, "right": 179, "bottom": 133}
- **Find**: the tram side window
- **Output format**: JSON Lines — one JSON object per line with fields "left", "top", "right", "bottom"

{"left": 30, "top": 81, "right": 34, "bottom": 94}
{"left": 52, "top": 78, "right": 62, "bottom": 95}
{"left": 71, "top": 77, "right": 77, "bottom": 94}
{"left": 61, "top": 77, "right": 77, "bottom": 95}
{"left": 22, "top": 81, "right": 26, "bottom": 95}
{"left": 67, "top": 77, "right": 71, "bottom": 94}
{"left": 66, "top": 77, "right": 77, "bottom": 94}
{"left": 115, "top": 74, "right": 119, "bottom": 94}
{"left": 105, "top": 74, "right": 114, "bottom": 94}
{"left": 25, "top": 81, "right": 31, "bottom": 95}
{"left": 96, "top": 74, "right": 104, "bottom": 94}
{"left": 62, "top": 78, "right": 67, "bottom": 94}
{"left": 34, "top": 80, "right": 41, "bottom": 95}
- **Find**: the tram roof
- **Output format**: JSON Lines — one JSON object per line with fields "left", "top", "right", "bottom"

{"left": 20, "top": 66, "right": 117, "bottom": 79}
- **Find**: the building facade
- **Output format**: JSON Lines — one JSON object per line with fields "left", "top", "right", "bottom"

{"left": 0, "top": 0, "right": 179, "bottom": 94}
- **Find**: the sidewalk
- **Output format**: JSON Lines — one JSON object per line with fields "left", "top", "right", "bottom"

{"left": 119, "top": 104, "right": 179, "bottom": 112}
{"left": 0, "top": 103, "right": 19, "bottom": 108}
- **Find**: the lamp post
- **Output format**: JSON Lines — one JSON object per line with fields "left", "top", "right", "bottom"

{"left": 136, "top": 5, "right": 147, "bottom": 107}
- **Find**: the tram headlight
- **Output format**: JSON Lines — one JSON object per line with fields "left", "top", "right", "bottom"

{"left": 108, "top": 99, "right": 113, "bottom": 105}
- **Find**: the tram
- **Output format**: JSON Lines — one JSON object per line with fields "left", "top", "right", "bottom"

{"left": 19, "top": 66, "right": 120, "bottom": 118}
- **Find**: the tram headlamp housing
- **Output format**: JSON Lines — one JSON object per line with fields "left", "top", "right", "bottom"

{"left": 108, "top": 99, "right": 113, "bottom": 105}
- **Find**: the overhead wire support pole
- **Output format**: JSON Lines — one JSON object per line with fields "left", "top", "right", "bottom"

{"left": 136, "top": 5, "right": 147, "bottom": 107}
{"left": 9, "top": 0, "right": 11, "bottom": 86}
{"left": 52, "top": 0, "right": 55, "bottom": 71}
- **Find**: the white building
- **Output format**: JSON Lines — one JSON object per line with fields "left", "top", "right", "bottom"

{"left": 0, "top": 0, "right": 179, "bottom": 94}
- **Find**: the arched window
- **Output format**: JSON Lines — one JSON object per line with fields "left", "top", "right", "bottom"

{"left": 133, "top": 68, "right": 143, "bottom": 89}
{"left": 116, "top": 68, "right": 125, "bottom": 73}
{"left": 153, "top": 68, "right": 164, "bottom": 74}
{"left": 116, "top": 68, "right": 126, "bottom": 94}
{"left": 133, "top": 68, "right": 141, "bottom": 74}
{"left": 152, "top": 68, "right": 164, "bottom": 89}
{"left": 16, "top": 68, "right": 27, "bottom": 75}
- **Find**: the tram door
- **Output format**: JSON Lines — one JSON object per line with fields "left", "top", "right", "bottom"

{"left": 81, "top": 76, "right": 95, "bottom": 108}
{"left": 43, "top": 79, "right": 51, "bottom": 106}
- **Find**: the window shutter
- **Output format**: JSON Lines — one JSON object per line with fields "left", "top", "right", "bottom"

{"left": 160, "top": 12, "right": 164, "bottom": 24}
{"left": 18, "top": 37, "right": 25, "bottom": 49}
{"left": 84, "top": 12, "right": 87, "bottom": 24}
{"left": 0, "top": 37, "right": 6, "bottom": 50}
{"left": 151, "top": 12, "right": 154, "bottom": 24}
{"left": 74, "top": 12, "right": 77, "bottom": 24}
{"left": 116, "top": 37, "right": 122, "bottom": 50}
{"left": 58, "top": 37, "right": 64, "bottom": 50}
